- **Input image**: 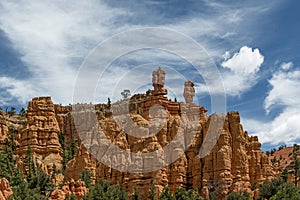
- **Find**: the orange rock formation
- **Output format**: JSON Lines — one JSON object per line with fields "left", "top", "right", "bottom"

{"left": 0, "top": 178, "right": 13, "bottom": 200}
{"left": 0, "top": 67, "right": 276, "bottom": 199}
{"left": 62, "top": 68, "right": 274, "bottom": 199}
{"left": 0, "top": 111, "right": 9, "bottom": 150}
{"left": 50, "top": 179, "right": 88, "bottom": 200}
{"left": 16, "top": 97, "right": 63, "bottom": 173}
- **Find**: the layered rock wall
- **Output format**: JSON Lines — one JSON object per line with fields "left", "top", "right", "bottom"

{"left": 64, "top": 98, "right": 274, "bottom": 199}
{"left": 16, "top": 97, "right": 63, "bottom": 172}
{"left": 23, "top": 70, "right": 276, "bottom": 199}
{"left": 198, "top": 112, "right": 274, "bottom": 199}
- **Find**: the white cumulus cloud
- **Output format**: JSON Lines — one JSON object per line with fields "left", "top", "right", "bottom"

{"left": 196, "top": 46, "right": 264, "bottom": 96}
{"left": 243, "top": 63, "right": 300, "bottom": 145}
{"left": 222, "top": 46, "right": 264, "bottom": 75}
{"left": 264, "top": 68, "right": 300, "bottom": 113}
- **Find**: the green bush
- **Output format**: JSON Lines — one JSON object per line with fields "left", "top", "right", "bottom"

{"left": 159, "top": 187, "right": 175, "bottom": 200}
{"left": 82, "top": 179, "right": 127, "bottom": 200}
{"left": 258, "top": 178, "right": 285, "bottom": 199}
{"left": 174, "top": 188, "right": 203, "bottom": 200}
{"left": 269, "top": 182, "right": 300, "bottom": 200}
{"left": 226, "top": 191, "right": 250, "bottom": 200}
{"left": 80, "top": 169, "right": 93, "bottom": 188}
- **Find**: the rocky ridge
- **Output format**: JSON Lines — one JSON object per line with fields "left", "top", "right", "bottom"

{"left": 0, "top": 67, "right": 276, "bottom": 199}
{"left": 269, "top": 145, "right": 300, "bottom": 184}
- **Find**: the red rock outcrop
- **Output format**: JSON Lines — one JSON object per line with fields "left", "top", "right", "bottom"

{"left": 63, "top": 68, "right": 275, "bottom": 199}
{"left": 16, "top": 97, "right": 63, "bottom": 173}
{"left": 64, "top": 144, "right": 97, "bottom": 184}
{"left": 198, "top": 112, "right": 274, "bottom": 199}
{"left": 54, "top": 105, "right": 78, "bottom": 144}
{"left": 268, "top": 145, "right": 300, "bottom": 184}
{"left": 152, "top": 67, "right": 167, "bottom": 96}
{"left": 0, "top": 67, "right": 275, "bottom": 200}
{"left": 66, "top": 103, "right": 274, "bottom": 199}
{"left": 0, "top": 178, "right": 13, "bottom": 200}
{"left": 50, "top": 179, "right": 88, "bottom": 200}
{"left": 0, "top": 111, "right": 9, "bottom": 150}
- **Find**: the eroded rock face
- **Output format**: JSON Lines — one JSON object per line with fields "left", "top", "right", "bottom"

{"left": 16, "top": 97, "right": 63, "bottom": 172}
{"left": 61, "top": 70, "right": 274, "bottom": 199}
{"left": 50, "top": 179, "right": 88, "bottom": 200}
{"left": 0, "top": 110, "right": 25, "bottom": 151}
{"left": 0, "top": 178, "right": 13, "bottom": 200}
{"left": 0, "top": 68, "right": 275, "bottom": 200}
{"left": 0, "top": 111, "right": 9, "bottom": 150}
{"left": 198, "top": 112, "right": 274, "bottom": 199}
{"left": 65, "top": 103, "right": 274, "bottom": 199}
{"left": 64, "top": 144, "right": 97, "bottom": 184}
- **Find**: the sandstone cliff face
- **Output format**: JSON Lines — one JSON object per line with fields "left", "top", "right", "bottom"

{"left": 0, "top": 80, "right": 275, "bottom": 199}
{"left": 16, "top": 97, "right": 63, "bottom": 173}
{"left": 199, "top": 112, "right": 274, "bottom": 199}
{"left": 64, "top": 144, "right": 97, "bottom": 184}
{"left": 54, "top": 105, "right": 78, "bottom": 144}
{"left": 0, "top": 111, "right": 9, "bottom": 150}
{"left": 50, "top": 179, "right": 88, "bottom": 200}
{"left": 0, "top": 178, "right": 13, "bottom": 200}
{"left": 64, "top": 93, "right": 274, "bottom": 199}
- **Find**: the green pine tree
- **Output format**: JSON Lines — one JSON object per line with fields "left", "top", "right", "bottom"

{"left": 150, "top": 179, "right": 156, "bottom": 200}
{"left": 58, "top": 131, "right": 66, "bottom": 150}
{"left": 269, "top": 182, "right": 300, "bottom": 200}
{"left": 69, "top": 139, "right": 76, "bottom": 159}
{"left": 133, "top": 188, "right": 140, "bottom": 200}
{"left": 281, "top": 169, "right": 289, "bottom": 182}
{"left": 82, "top": 179, "right": 128, "bottom": 200}
{"left": 226, "top": 191, "right": 250, "bottom": 200}
{"left": 80, "top": 169, "right": 92, "bottom": 188}
{"left": 174, "top": 188, "right": 203, "bottom": 200}
{"left": 107, "top": 98, "right": 111, "bottom": 109}
{"left": 24, "top": 146, "right": 35, "bottom": 183}
{"left": 159, "top": 187, "right": 175, "bottom": 200}
{"left": 258, "top": 178, "right": 285, "bottom": 199}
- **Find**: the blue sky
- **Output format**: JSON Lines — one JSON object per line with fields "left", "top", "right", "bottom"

{"left": 0, "top": 0, "right": 300, "bottom": 150}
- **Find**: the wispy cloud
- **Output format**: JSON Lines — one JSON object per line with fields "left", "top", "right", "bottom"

{"left": 0, "top": 0, "right": 126, "bottom": 104}
{"left": 280, "top": 61, "right": 293, "bottom": 71}
{"left": 0, "top": 0, "right": 278, "bottom": 105}
{"left": 0, "top": 77, "right": 39, "bottom": 105}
